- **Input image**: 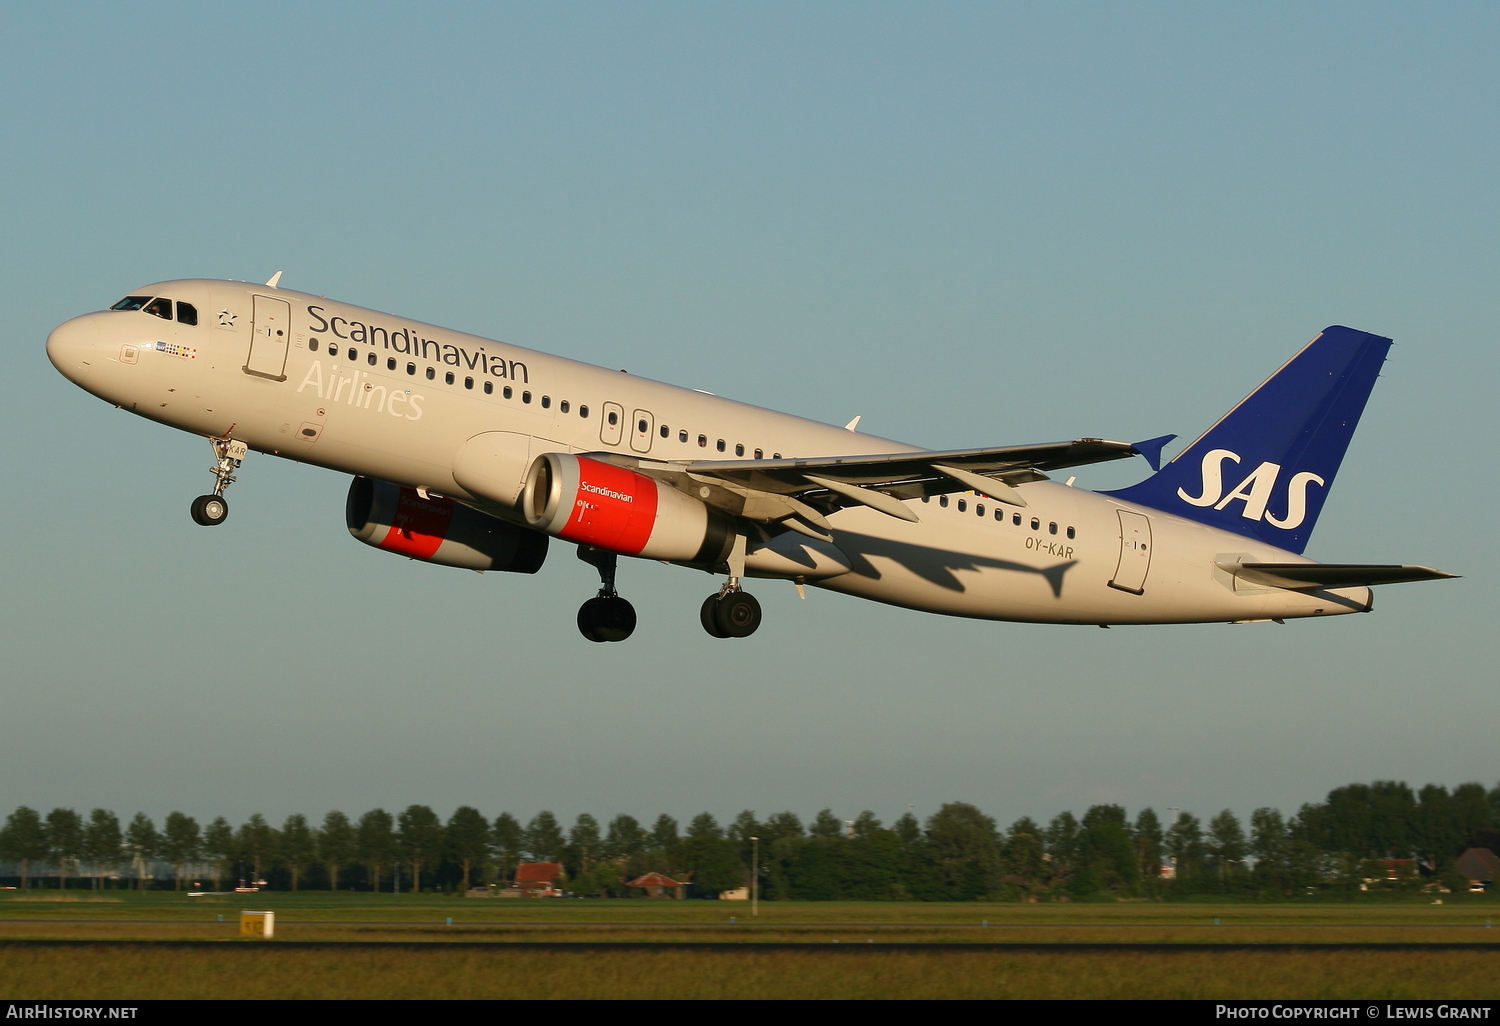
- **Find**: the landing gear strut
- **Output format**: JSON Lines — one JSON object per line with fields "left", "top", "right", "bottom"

{"left": 576, "top": 545, "right": 636, "bottom": 643}
{"left": 190, "top": 435, "right": 248, "bottom": 526}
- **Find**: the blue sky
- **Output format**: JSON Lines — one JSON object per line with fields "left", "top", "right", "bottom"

{"left": 1, "top": 2, "right": 1494, "bottom": 832}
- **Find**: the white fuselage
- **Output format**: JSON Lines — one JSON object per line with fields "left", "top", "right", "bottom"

{"left": 46, "top": 279, "right": 1372, "bottom": 626}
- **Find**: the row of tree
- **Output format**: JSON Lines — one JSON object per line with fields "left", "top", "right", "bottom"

{"left": 1, "top": 779, "right": 1496, "bottom": 899}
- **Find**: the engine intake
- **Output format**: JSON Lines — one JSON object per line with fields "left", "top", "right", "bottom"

{"left": 346, "top": 476, "right": 547, "bottom": 573}
{"left": 522, "top": 453, "right": 733, "bottom": 564}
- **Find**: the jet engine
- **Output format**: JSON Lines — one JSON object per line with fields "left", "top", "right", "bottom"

{"left": 522, "top": 453, "right": 735, "bottom": 564}
{"left": 345, "top": 476, "right": 548, "bottom": 573}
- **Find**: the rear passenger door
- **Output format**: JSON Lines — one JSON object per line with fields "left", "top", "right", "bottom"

{"left": 245, "top": 295, "right": 291, "bottom": 380}
{"left": 1108, "top": 510, "right": 1153, "bottom": 594}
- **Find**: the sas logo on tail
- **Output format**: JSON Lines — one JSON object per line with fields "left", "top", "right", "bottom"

{"left": 1176, "top": 449, "right": 1324, "bottom": 530}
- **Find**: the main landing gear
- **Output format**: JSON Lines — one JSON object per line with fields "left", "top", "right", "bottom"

{"left": 701, "top": 581, "right": 762, "bottom": 639}
{"left": 190, "top": 435, "right": 248, "bottom": 526}
{"left": 576, "top": 546, "right": 637, "bottom": 643}
{"left": 573, "top": 538, "right": 763, "bottom": 642}
{"left": 699, "top": 532, "right": 761, "bottom": 639}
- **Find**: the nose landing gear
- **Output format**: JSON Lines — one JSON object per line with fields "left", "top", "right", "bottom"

{"left": 576, "top": 545, "right": 636, "bottom": 642}
{"left": 190, "top": 435, "right": 247, "bottom": 526}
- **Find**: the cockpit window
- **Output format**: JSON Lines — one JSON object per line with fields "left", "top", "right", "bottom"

{"left": 143, "top": 297, "right": 173, "bottom": 320}
{"left": 110, "top": 296, "right": 152, "bottom": 311}
{"left": 176, "top": 302, "right": 198, "bottom": 325}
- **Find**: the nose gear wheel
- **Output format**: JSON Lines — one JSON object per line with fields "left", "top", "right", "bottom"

{"left": 190, "top": 494, "right": 229, "bottom": 526}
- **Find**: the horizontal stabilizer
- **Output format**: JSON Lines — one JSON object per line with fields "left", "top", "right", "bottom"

{"left": 1216, "top": 562, "right": 1458, "bottom": 590}
{"left": 1132, "top": 434, "right": 1177, "bottom": 472}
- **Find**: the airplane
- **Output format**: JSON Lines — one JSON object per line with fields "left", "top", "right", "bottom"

{"left": 45, "top": 274, "right": 1455, "bottom": 642}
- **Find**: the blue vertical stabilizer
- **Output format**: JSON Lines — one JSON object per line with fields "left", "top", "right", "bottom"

{"left": 1103, "top": 326, "right": 1391, "bottom": 553}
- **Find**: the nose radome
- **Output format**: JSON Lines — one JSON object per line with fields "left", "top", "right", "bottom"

{"left": 46, "top": 315, "right": 99, "bottom": 383}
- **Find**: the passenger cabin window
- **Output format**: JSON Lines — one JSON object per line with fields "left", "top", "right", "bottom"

{"left": 464, "top": 376, "right": 473, "bottom": 389}
{"left": 716, "top": 439, "right": 726, "bottom": 452}
{"left": 1049, "top": 522, "right": 1058, "bottom": 535}
{"left": 1013, "top": 513, "right": 1022, "bottom": 525}
{"left": 387, "top": 357, "right": 396, "bottom": 370}
{"left": 143, "top": 297, "right": 172, "bottom": 320}
{"left": 542, "top": 396, "right": 551, "bottom": 408}
{"left": 735, "top": 444, "right": 745, "bottom": 456}
{"left": 679, "top": 430, "right": 688, "bottom": 443}
{"left": 426, "top": 367, "right": 436, "bottom": 380}
{"left": 309, "top": 339, "right": 320, "bottom": 352}
{"left": 110, "top": 296, "right": 152, "bottom": 311}
{"left": 406, "top": 362, "right": 416, "bottom": 375}
{"left": 367, "top": 352, "right": 376, "bottom": 365}
{"left": 445, "top": 371, "right": 454, "bottom": 384}
{"left": 957, "top": 499, "right": 967, "bottom": 512}
{"left": 608, "top": 411, "right": 618, "bottom": 425}
{"left": 637, "top": 419, "right": 648, "bottom": 433}
{"left": 176, "top": 302, "right": 197, "bottom": 325}
{"left": 561, "top": 401, "right": 570, "bottom": 414}
{"left": 698, "top": 434, "right": 707, "bottom": 447}
{"left": 1031, "top": 518, "right": 1040, "bottom": 530}
{"left": 504, "top": 386, "right": 513, "bottom": 399}
{"left": 754, "top": 449, "right": 763, "bottom": 460}
{"left": 522, "top": 391, "right": 531, "bottom": 403}
{"left": 939, "top": 495, "right": 949, "bottom": 507}
{"left": 1067, "top": 526, "right": 1076, "bottom": 539}
{"left": 483, "top": 381, "right": 493, "bottom": 394}
{"left": 976, "top": 504, "right": 985, "bottom": 517}
{"left": 659, "top": 424, "right": 669, "bottom": 438}
{"left": 578, "top": 404, "right": 588, "bottom": 417}
{"left": 348, "top": 348, "right": 358, "bottom": 361}
{"left": 329, "top": 344, "right": 339, "bottom": 356}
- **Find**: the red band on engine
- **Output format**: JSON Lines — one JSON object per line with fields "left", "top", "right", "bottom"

{"left": 379, "top": 489, "right": 454, "bottom": 560}
{"left": 558, "top": 457, "right": 658, "bottom": 554}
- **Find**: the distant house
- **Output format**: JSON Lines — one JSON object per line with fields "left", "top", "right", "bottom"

{"left": 627, "top": 872, "right": 685, "bottom": 899}
{"left": 512, "top": 862, "right": 565, "bottom": 897}
{"left": 1455, "top": 848, "right": 1499, "bottom": 890}
{"left": 1378, "top": 858, "right": 1417, "bottom": 881}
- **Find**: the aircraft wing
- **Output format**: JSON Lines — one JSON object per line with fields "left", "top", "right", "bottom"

{"left": 1216, "top": 562, "right": 1458, "bottom": 590}
{"left": 593, "top": 438, "right": 1137, "bottom": 540}
{"left": 684, "top": 438, "right": 1137, "bottom": 494}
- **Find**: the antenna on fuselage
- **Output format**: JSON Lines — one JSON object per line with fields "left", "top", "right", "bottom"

{"left": 844, "top": 416, "right": 861, "bottom": 431}
{"left": 264, "top": 271, "right": 283, "bottom": 288}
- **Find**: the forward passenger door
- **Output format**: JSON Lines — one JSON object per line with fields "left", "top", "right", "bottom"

{"left": 245, "top": 295, "right": 291, "bottom": 380}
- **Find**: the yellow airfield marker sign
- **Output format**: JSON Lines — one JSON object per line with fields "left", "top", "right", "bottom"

{"left": 240, "top": 911, "right": 275, "bottom": 938}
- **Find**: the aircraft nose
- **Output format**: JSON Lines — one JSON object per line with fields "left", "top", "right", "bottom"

{"left": 47, "top": 315, "right": 99, "bottom": 383}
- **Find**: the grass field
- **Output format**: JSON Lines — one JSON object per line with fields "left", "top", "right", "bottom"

{"left": 2, "top": 894, "right": 1496, "bottom": 999}
{"left": 2, "top": 943, "right": 1497, "bottom": 1000}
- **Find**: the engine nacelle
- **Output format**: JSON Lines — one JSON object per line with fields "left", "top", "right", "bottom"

{"left": 346, "top": 476, "right": 548, "bottom": 573}
{"left": 522, "top": 453, "right": 734, "bottom": 564}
